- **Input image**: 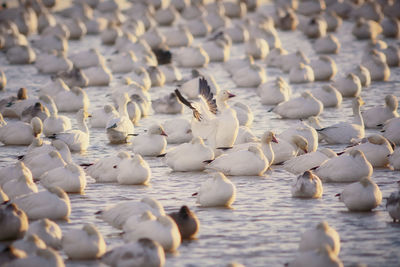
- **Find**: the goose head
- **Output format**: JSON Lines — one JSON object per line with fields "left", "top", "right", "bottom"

{"left": 359, "top": 177, "right": 374, "bottom": 188}
{"left": 292, "top": 135, "right": 308, "bottom": 153}
{"left": 82, "top": 223, "right": 99, "bottom": 236}
{"left": 385, "top": 94, "right": 398, "bottom": 111}
{"left": 261, "top": 131, "right": 278, "bottom": 144}
{"left": 31, "top": 117, "right": 43, "bottom": 137}
{"left": 17, "top": 87, "right": 28, "bottom": 100}
{"left": 218, "top": 90, "right": 236, "bottom": 102}
{"left": 352, "top": 96, "right": 364, "bottom": 111}
{"left": 148, "top": 124, "right": 167, "bottom": 136}
{"left": 47, "top": 186, "right": 69, "bottom": 202}
{"left": 316, "top": 221, "right": 330, "bottom": 232}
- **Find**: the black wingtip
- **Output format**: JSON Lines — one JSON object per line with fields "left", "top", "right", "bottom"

{"left": 17, "top": 155, "right": 24, "bottom": 160}
{"left": 95, "top": 210, "right": 102, "bottom": 215}
{"left": 203, "top": 159, "right": 213, "bottom": 164}
{"left": 157, "top": 153, "right": 166, "bottom": 158}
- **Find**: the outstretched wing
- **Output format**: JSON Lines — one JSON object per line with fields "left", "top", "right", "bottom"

{"left": 175, "top": 89, "right": 202, "bottom": 121}
{"left": 198, "top": 77, "right": 217, "bottom": 115}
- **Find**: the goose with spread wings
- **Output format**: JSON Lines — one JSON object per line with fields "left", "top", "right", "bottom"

{"left": 175, "top": 77, "right": 239, "bottom": 149}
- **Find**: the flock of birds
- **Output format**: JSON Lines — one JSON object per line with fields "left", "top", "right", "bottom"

{"left": 0, "top": 0, "right": 400, "bottom": 266}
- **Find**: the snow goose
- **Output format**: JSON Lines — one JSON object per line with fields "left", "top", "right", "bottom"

{"left": 298, "top": 221, "right": 340, "bottom": 256}
{"left": 382, "top": 45, "right": 400, "bottom": 67}
{"left": 86, "top": 151, "right": 131, "bottom": 183}
{"left": 26, "top": 219, "right": 62, "bottom": 249}
{"left": 297, "top": 0, "right": 325, "bottom": 16}
{"left": 102, "top": 238, "right": 165, "bottom": 267}
{"left": 245, "top": 37, "right": 269, "bottom": 60}
{"left": 381, "top": 17, "right": 400, "bottom": 38}
{"left": 389, "top": 147, "right": 400, "bottom": 171}
{"left": 116, "top": 155, "right": 151, "bottom": 185}
{"left": 162, "top": 118, "right": 192, "bottom": 144}
{"left": 310, "top": 56, "right": 337, "bottom": 81}
{"left": 0, "top": 203, "right": 28, "bottom": 241}
{"left": 97, "top": 197, "right": 165, "bottom": 230}
{"left": 353, "top": 0, "right": 383, "bottom": 21}
{"left": 53, "top": 67, "right": 89, "bottom": 88}
{"left": 303, "top": 17, "right": 327, "bottom": 39}
{"left": 132, "top": 124, "right": 167, "bottom": 157}
{"left": 195, "top": 172, "right": 236, "bottom": 207}
{"left": 152, "top": 93, "right": 183, "bottom": 115}
{"left": 225, "top": 55, "right": 254, "bottom": 75}
{"left": 291, "top": 171, "right": 323, "bottom": 199}
{"left": 40, "top": 163, "right": 86, "bottom": 193}
{"left": 158, "top": 64, "right": 182, "bottom": 84}
{"left": 283, "top": 148, "right": 337, "bottom": 175}
{"left": 26, "top": 150, "right": 66, "bottom": 180}
{"left": 168, "top": 206, "right": 200, "bottom": 240}
{"left": 232, "top": 63, "right": 267, "bottom": 87}
{"left": 286, "top": 245, "right": 343, "bottom": 267}
{"left": 2, "top": 171, "right": 38, "bottom": 200}
{"left": 352, "top": 18, "right": 382, "bottom": 40}
{"left": 265, "top": 47, "right": 288, "bottom": 69}
{"left": 5, "top": 247, "right": 64, "bottom": 267}
{"left": 271, "top": 135, "right": 308, "bottom": 164}
{"left": 41, "top": 23, "right": 70, "bottom": 39}
{"left": 386, "top": 182, "right": 400, "bottom": 222}
{"left": 140, "top": 27, "right": 166, "bottom": 50}
{"left": 280, "top": 121, "right": 319, "bottom": 153}
{"left": 101, "top": 22, "right": 122, "bottom": 45}
{"left": 35, "top": 51, "right": 73, "bottom": 74}
{"left": 233, "top": 102, "right": 253, "bottom": 127}
{"left": 147, "top": 66, "right": 166, "bottom": 87}
{"left": 164, "top": 25, "right": 193, "bottom": 48}
{"left": 42, "top": 109, "right": 71, "bottom": 137}
{"left": 381, "top": 117, "right": 400, "bottom": 145}
{"left": 108, "top": 51, "right": 137, "bottom": 73}
{"left": 128, "top": 67, "right": 151, "bottom": 91}
{"left": 62, "top": 224, "right": 106, "bottom": 260}
{"left": 275, "top": 8, "right": 298, "bottom": 31}
{"left": 315, "top": 150, "right": 372, "bottom": 183}
{"left": 281, "top": 50, "right": 310, "bottom": 73}
{"left": 350, "top": 65, "right": 371, "bottom": 87}
{"left": 0, "top": 115, "right": 42, "bottom": 146}
{"left": 176, "top": 78, "right": 239, "bottom": 149}
{"left": 314, "top": 34, "right": 341, "bottom": 54}
{"left": 175, "top": 46, "right": 209, "bottom": 68}
{"left": 361, "top": 49, "right": 390, "bottom": 81}
{"left": 20, "top": 102, "right": 49, "bottom": 123}
{"left": 257, "top": 77, "right": 291, "bottom": 105}
{"left": 123, "top": 212, "right": 181, "bottom": 253}
{"left": 31, "top": 34, "right": 68, "bottom": 53}
{"left": 89, "top": 104, "right": 118, "bottom": 128}
{"left": 289, "top": 63, "right": 315, "bottom": 84}
{"left": 312, "top": 84, "right": 342, "bottom": 108}
{"left": 317, "top": 97, "right": 365, "bottom": 144}
{"left": 165, "top": 137, "right": 214, "bottom": 172}
{"left": 345, "top": 134, "right": 393, "bottom": 168}
{"left": 69, "top": 48, "right": 105, "bottom": 69}
{"left": 202, "top": 37, "right": 231, "bottom": 63}
{"left": 179, "top": 72, "right": 220, "bottom": 99}
{"left": 206, "top": 145, "right": 268, "bottom": 176}
{"left": 6, "top": 45, "right": 36, "bottom": 64}
{"left": 271, "top": 91, "right": 323, "bottom": 119}
{"left": 204, "top": 9, "right": 230, "bottom": 32}
{"left": 50, "top": 109, "right": 90, "bottom": 152}
{"left": 81, "top": 64, "right": 113, "bottom": 86}
{"left": 333, "top": 73, "right": 362, "bottom": 97}
{"left": 12, "top": 186, "right": 71, "bottom": 221}
{"left": 107, "top": 93, "right": 135, "bottom": 144}
{"left": 154, "top": 6, "right": 179, "bottom": 26}
{"left": 336, "top": 177, "right": 382, "bottom": 211}
{"left": 0, "top": 161, "right": 33, "bottom": 186}
{"left": 40, "top": 78, "right": 69, "bottom": 97}
{"left": 54, "top": 86, "right": 89, "bottom": 112}
{"left": 12, "top": 234, "right": 46, "bottom": 254}
{"left": 223, "top": 23, "right": 249, "bottom": 43}
{"left": 363, "top": 95, "right": 398, "bottom": 128}
{"left": 323, "top": 11, "right": 342, "bottom": 32}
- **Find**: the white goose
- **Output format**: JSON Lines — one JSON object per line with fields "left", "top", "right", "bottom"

{"left": 97, "top": 197, "right": 165, "bottom": 230}
{"left": 279, "top": 121, "right": 319, "bottom": 153}
{"left": 232, "top": 63, "right": 267, "bottom": 88}
{"left": 298, "top": 221, "right": 341, "bottom": 256}
{"left": 40, "top": 163, "right": 87, "bottom": 193}
{"left": 54, "top": 86, "right": 90, "bottom": 112}
{"left": 206, "top": 145, "right": 268, "bottom": 176}
{"left": 291, "top": 171, "right": 323, "bottom": 199}
{"left": 363, "top": 95, "right": 398, "bottom": 129}
{"left": 382, "top": 117, "right": 400, "bottom": 145}
{"left": 123, "top": 212, "right": 181, "bottom": 253}
{"left": 162, "top": 118, "right": 193, "bottom": 144}
{"left": 62, "top": 224, "right": 106, "bottom": 260}
{"left": 233, "top": 102, "right": 254, "bottom": 127}
{"left": 102, "top": 238, "right": 165, "bottom": 267}
{"left": 86, "top": 151, "right": 131, "bottom": 183}
{"left": 271, "top": 91, "right": 323, "bottom": 119}
{"left": 12, "top": 186, "right": 71, "bottom": 221}
{"left": 42, "top": 107, "right": 72, "bottom": 137}
{"left": 312, "top": 84, "right": 342, "bottom": 108}
{"left": 317, "top": 97, "right": 365, "bottom": 144}
{"left": 315, "top": 150, "right": 372, "bottom": 183}
{"left": 245, "top": 37, "right": 269, "bottom": 59}
{"left": 336, "top": 177, "right": 382, "bottom": 212}
{"left": 175, "top": 46, "right": 209, "bottom": 68}
{"left": 234, "top": 126, "right": 258, "bottom": 145}
{"left": 0, "top": 115, "right": 42, "bottom": 146}
{"left": 351, "top": 65, "right": 371, "bottom": 87}
{"left": 12, "top": 234, "right": 46, "bottom": 254}
{"left": 5, "top": 247, "right": 64, "bottom": 267}
{"left": 90, "top": 104, "right": 119, "bottom": 128}
{"left": 257, "top": 77, "right": 291, "bottom": 105}
{"left": 314, "top": 34, "right": 341, "bottom": 54}
{"left": 287, "top": 245, "right": 343, "bottom": 267}
{"left": 50, "top": 109, "right": 90, "bottom": 152}
{"left": 26, "top": 219, "right": 62, "bottom": 249}
{"left": 69, "top": 48, "right": 105, "bottom": 69}
{"left": 345, "top": 134, "right": 393, "bottom": 168}
{"left": 158, "top": 64, "right": 182, "bottom": 84}
{"left": 179, "top": 72, "right": 220, "bottom": 99}
{"left": 116, "top": 155, "right": 151, "bottom": 185}
{"left": 310, "top": 55, "right": 337, "bottom": 81}
{"left": 271, "top": 135, "right": 309, "bottom": 164}
{"left": 386, "top": 182, "right": 400, "bottom": 222}
{"left": 266, "top": 47, "right": 288, "bottom": 68}
{"left": 333, "top": 73, "right": 362, "bottom": 97}
{"left": 0, "top": 161, "right": 32, "bottom": 186}
{"left": 0, "top": 203, "right": 28, "bottom": 241}
{"left": 107, "top": 93, "right": 135, "bottom": 144}
{"left": 165, "top": 137, "right": 214, "bottom": 172}
{"left": 25, "top": 150, "right": 66, "bottom": 180}
{"left": 2, "top": 171, "right": 38, "bottom": 200}
{"left": 132, "top": 124, "right": 167, "bottom": 156}
{"left": 283, "top": 148, "right": 337, "bottom": 175}
{"left": 289, "top": 63, "right": 315, "bottom": 84}
{"left": 195, "top": 172, "right": 236, "bottom": 207}
{"left": 176, "top": 77, "right": 239, "bottom": 150}
{"left": 361, "top": 49, "right": 390, "bottom": 81}
{"left": 281, "top": 50, "right": 310, "bottom": 73}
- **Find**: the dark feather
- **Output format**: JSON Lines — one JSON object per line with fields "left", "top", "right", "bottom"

{"left": 198, "top": 77, "right": 217, "bottom": 115}
{"left": 152, "top": 49, "right": 172, "bottom": 65}
{"left": 175, "top": 89, "right": 202, "bottom": 121}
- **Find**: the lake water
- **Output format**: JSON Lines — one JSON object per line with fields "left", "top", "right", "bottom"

{"left": 1, "top": 1, "right": 400, "bottom": 266}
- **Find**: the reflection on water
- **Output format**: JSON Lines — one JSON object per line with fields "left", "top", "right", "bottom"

{"left": 1, "top": 3, "right": 400, "bottom": 267}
